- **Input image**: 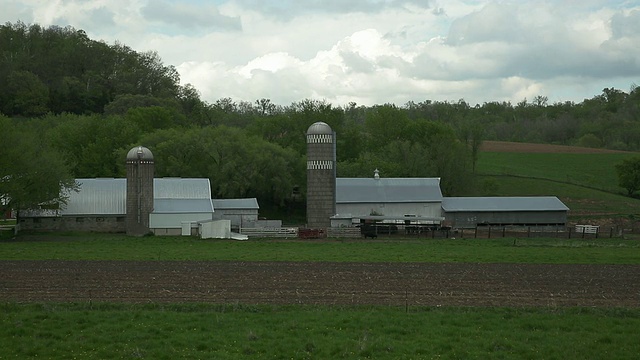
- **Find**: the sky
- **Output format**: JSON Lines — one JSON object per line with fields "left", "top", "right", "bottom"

{"left": 2, "top": 0, "right": 640, "bottom": 107}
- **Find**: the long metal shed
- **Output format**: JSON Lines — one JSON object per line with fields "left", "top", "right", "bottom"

{"left": 441, "top": 196, "right": 569, "bottom": 229}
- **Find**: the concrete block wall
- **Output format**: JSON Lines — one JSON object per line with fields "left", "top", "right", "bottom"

{"left": 126, "top": 160, "right": 154, "bottom": 236}
{"left": 306, "top": 133, "right": 336, "bottom": 229}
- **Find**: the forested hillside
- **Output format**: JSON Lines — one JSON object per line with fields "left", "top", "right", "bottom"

{"left": 1, "top": 22, "right": 639, "bottom": 215}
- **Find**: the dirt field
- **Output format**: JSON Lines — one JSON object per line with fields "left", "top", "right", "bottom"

{"left": 1, "top": 261, "right": 638, "bottom": 307}
{"left": 481, "top": 141, "right": 632, "bottom": 154}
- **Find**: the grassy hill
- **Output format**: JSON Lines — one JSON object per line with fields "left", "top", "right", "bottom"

{"left": 474, "top": 142, "right": 640, "bottom": 222}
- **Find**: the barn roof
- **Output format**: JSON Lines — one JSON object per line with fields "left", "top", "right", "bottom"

{"left": 336, "top": 178, "right": 443, "bottom": 203}
{"left": 153, "top": 199, "right": 214, "bottom": 213}
{"left": 153, "top": 178, "right": 211, "bottom": 199}
{"left": 62, "top": 178, "right": 126, "bottom": 215}
{"left": 441, "top": 197, "right": 569, "bottom": 212}
{"left": 59, "top": 178, "right": 213, "bottom": 215}
{"left": 212, "top": 198, "right": 259, "bottom": 210}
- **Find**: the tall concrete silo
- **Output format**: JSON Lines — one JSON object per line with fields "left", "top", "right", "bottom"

{"left": 306, "top": 122, "right": 336, "bottom": 228}
{"left": 126, "top": 146, "right": 154, "bottom": 236}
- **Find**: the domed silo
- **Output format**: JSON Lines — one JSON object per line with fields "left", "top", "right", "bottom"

{"left": 126, "top": 146, "right": 154, "bottom": 236}
{"left": 306, "top": 122, "right": 336, "bottom": 228}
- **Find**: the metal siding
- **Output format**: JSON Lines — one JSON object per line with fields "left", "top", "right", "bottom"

{"left": 62, "top": 179, "right": 126, "bottom": 215}
{"left": 212, "top": 198, "right": 259, "bottom": 210}
{"left": 153, "top": 199, "right": 214, "bottom": 213}
{"left": 446, "top": 211, "right": 567, "bottom": 228}
{"left": 337, "top": 202, "right": 442, "bottom": 218}
{"left": 149, "top": 212, "right": 213, "bottom": 229}
{"left": 60, "top": 178, "right": 213, "bottom": 216}
{"left": 153, "top": 178, "right": 212, "bottom": 199}
{"left": 336, "top": 178, "right": 442, "bottom": 203}
{"left": 442, "top": 197, "right": 569, "bottom": 212}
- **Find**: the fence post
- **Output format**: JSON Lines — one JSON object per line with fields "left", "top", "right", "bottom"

{"left": 527, "top": 226, "right": 531, "bottom": 238}
{"left": 502, "top": 226, "right": 506, "bottom": 238}
{"left": 488, "top": 226, "right": 491, "bottom": 239}
{"left": 474, "top": 226, "right": 478, "bottom": 239}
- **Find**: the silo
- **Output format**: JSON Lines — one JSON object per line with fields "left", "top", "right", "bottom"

{"left": 306, "top": 122, "right": 336, "bottom": 228}
{"left": 126, "top": 146, "right": 154, "bottom": 236}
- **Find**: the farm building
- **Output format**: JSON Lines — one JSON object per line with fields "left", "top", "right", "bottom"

{"left": 333, "top": 173, "right": 445, "bottom": 225}
{"left": 441, "top": 196, "right": 569, "bottom": 229}
{"left": 211, "top": 198, "right": 260, "bottom": 230}
{"left": 304, "top": 121, "right": 570, "bottom": 232}
{"left": 18, "top": 177, "right": 215, "bottom": 235}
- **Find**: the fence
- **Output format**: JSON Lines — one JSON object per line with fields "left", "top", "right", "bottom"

{"left": 465, "top": 225, "right": 618, "bottom": 239}
{"left": 239, "top": 227, "right": 298, "bottom": 238}
{"left": 239, "top": 225, "right": 621, "bottom": 239}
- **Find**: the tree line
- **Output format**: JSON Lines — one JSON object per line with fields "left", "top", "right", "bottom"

{"left": 2, "top": 22, "right": 640, "bottom": 216}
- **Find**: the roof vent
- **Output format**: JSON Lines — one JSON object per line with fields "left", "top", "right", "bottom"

{"left": 374, "top": 169, "right": 380, "bottom": 180}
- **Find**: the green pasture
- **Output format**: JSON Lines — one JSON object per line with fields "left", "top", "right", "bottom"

{"left": 476, "top": 152, "right": 636, "bottom": 194}
{"left": 2, "top": 303, "right": 639, "bottom": 359}
{"left": 2, "top": 234, "right": 640, "bottom": 264}
{"left": 475, "top": 151, "right": 640, "bottom": 218}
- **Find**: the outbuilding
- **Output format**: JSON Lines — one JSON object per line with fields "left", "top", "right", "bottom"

{"left": 18, "top": 177, "right": 215, "bottom": 235}
{"left": 441, "top": 196, "right": 569, "bottom": 229}
{"left": 336, "top": 174, "right": 443, "bottom": 221}
{"left": 211, "top": 198, "right": 260, "bottom": 230}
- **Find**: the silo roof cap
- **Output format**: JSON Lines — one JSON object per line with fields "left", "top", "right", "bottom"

{"left": 307, "top": 121, "right": 333, "bottom": 135}
{"left": 126, "top": 146, "right": 154, "bottom": 161}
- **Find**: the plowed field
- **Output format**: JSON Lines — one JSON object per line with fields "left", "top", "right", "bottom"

{"left": 1, "top": 261, "right": 639, "bottom": 307}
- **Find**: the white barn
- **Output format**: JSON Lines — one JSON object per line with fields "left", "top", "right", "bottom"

{"left": 19, "top": 178, "right": 215, "bottom": 235}
{"left": 335, "top": 176, "right": 444, "bottom": 223}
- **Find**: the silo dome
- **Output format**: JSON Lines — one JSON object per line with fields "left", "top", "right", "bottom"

{"left": 307, "top": 122, "right": 333, "bottom": 135}
{"left": 126, "top": 146, "right": 154, "bottom": 161}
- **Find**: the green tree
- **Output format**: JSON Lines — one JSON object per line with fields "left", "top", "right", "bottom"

{"left": 47, "top": 113, "right": 142, "bottom": 177}
{"left": 139, "top": 126, "right": 303, "bottom": 208}
{"left": 1, "top": 70, "right": 49, "bottom": 116}
{"left": 0, "top": 116, "right": 75, "bottom": 218}
{"left": 615, "top": 157, "right": 640, "bottom": 196}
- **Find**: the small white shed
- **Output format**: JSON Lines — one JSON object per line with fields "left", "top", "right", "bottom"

{"left": 199, "top": 219, "right": 231, "bottom": 239}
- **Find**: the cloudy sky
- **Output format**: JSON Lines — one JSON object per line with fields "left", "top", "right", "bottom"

{"left": 2, "top": 0, "right": 639, "bottom": 106}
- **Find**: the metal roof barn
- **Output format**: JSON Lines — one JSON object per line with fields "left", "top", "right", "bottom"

{"left": 336, "top": 178, "right": 443, "bottom": 203}
{"left": 442, "top": 196, "right": 569, "bottom": 228}
{"left": 62, "top": 178, "right": 126, "bottom": 215}
{"left": 60, "top": 178, "right": 213, "bottom": 215}
{"left": 335, "top": 177, "right": 444, "bottom": 220}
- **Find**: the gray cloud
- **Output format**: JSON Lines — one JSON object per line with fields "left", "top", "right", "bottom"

{"left": 141, "top": 1, "right": 241, "bottom": 32}
{"left": 340, "top": 50, "right": 376, "bottom": 73}
{"left": 237, "top": 0, "right": 433, "bottom": 20}
{"left": 610, "top": 9, "right": 640, "bottom": 39}
{"left": 1, "top": 1, "right": 34, "bottom": 23}
{"left": 84, "top": 7, "right": 115, "bottom": 30}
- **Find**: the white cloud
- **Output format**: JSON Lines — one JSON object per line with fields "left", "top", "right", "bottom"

{"left": 1, "top": 0, "right": 639, "bottom": 106}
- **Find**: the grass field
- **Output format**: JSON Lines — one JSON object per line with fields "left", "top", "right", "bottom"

{"left": 476, "top": 152, "right": 637, "bottom": 194}
{"left": 2, "top": 234, "right": 640, "bottom": 264}
{"left": 474, "top": 150, "right": 640, "bottom": 221}
{"left": 3, "top": 236, "right": 640, "bottom": 358}
{"left": 2, "top": 303, "right": 639, "bottom": 359}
